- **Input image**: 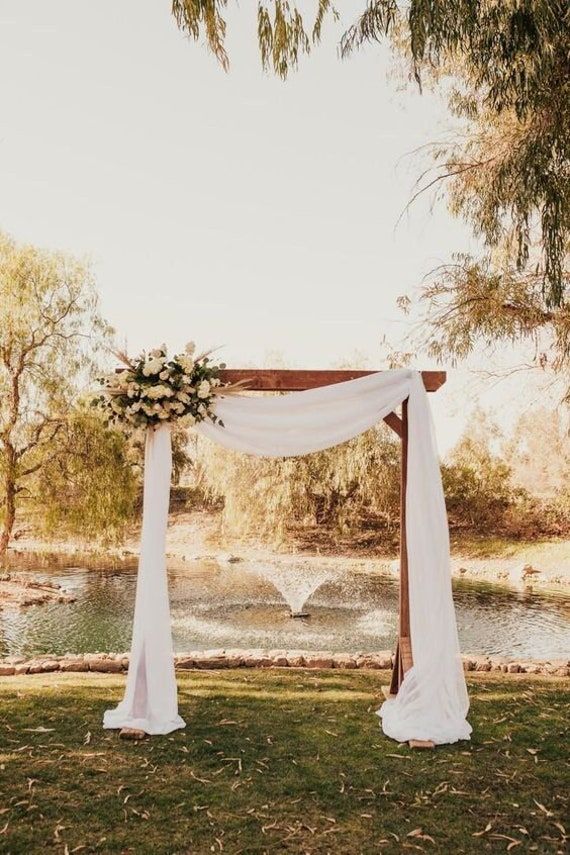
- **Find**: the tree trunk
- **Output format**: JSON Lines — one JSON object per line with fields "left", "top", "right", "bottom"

{"left": 0, "top": 449, "right": 17, "bottom": 557}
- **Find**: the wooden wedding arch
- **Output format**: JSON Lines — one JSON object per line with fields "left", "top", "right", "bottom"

{"left": 217, "top": 368, "right": 447, "bottom": 698}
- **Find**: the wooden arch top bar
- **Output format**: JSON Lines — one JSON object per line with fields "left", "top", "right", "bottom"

{"left": 218, "top": 369, "right": 446, "bottom": 392}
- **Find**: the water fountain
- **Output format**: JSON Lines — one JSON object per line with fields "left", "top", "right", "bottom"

{"left": 252, "top": 562, "right": 333, "bottom": 617}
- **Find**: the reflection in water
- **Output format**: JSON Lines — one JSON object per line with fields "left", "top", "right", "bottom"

{"left": 1, "top": 553, "right": 569, "bottom": 660}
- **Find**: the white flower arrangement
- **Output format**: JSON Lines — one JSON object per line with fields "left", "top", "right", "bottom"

{"left": 93, "top": 342, "right": 232, "bottom": 430}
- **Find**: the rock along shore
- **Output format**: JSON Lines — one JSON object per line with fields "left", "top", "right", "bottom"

{"left": 0, "top": 650, "right": 568, "bottom": 677}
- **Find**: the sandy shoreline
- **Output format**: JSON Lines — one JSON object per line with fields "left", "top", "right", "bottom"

{"left": 5, "top": 510, "right": 570, "bottom": 595}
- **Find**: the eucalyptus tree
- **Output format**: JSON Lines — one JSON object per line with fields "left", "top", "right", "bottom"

{"left": 0, "top": 232, "right": 108, "bottom": 554}
{"left": 171, "top": 1, "right": 569, "bottom": 314}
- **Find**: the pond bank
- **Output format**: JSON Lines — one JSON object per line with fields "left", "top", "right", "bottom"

{"left": 1, "top": 648, "right": 568, "bottom": 677}
{"left": 8, "top": 509, "right": 570, "bottom": 595}
{"left": 0, "top": 573, "right": 75, "bottom": 608}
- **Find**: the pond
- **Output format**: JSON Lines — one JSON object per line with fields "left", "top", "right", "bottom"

{"left": 1, "top": 553, "right": 569, "bottom": 660}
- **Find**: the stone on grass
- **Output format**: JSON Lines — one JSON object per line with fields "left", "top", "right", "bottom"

{"left": 119, "top": 727, "right": 147, "bottom": 740}
{"left": 60, "top": 658, "right": 89, "bottom": 673}
{"left": 175, "top": 657, "right": 196, "bottom": 670}
{"left": 376, "top": 652, "right": 393, "bottom": 670}
{"left": 333, "top": 654, "right": 357, "bottom": 669}
{"left": 356, "top": 655, "right": 383, "bottom": 670}
{"left": 89, "top": 658, "right": 123, "bottom": 673}
{"left": 0, "top": 664, "right": 15, "bottom": 675}
{"left": 304, "top": 654, "right": 334, "bottom": 669}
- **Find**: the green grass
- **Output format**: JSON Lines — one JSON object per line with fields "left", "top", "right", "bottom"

{"left": 0, "top": 671, "right": 568, "bottom": 854}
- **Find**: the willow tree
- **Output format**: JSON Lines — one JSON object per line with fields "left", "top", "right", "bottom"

{"left": 0, "top": 233, "right": 107, "bottom": 554}
{"left": 170, "top": 1, "right": 568, "bottom": 312}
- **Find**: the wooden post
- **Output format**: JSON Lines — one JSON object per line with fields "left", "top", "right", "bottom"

{"left": 389, "top": 397, "right": 412, "bottom": 694}
{"left": 386, "top": 398, "right": 435, "bottom": 749}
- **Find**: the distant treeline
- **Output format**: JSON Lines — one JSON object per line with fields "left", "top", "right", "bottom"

{"left": 194, "top": 408, "right": 570, "bottom": 551}
{"left": 4, "top": 406, "right": 570, "bottom": 551}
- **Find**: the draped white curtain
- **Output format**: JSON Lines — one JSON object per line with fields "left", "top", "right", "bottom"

{"left": 104, "top": 369, "right": 471, "bottom": 745}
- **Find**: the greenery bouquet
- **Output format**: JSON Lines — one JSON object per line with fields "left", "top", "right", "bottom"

{"left": 93, "top": 343, "right": 230, "bottom": 430}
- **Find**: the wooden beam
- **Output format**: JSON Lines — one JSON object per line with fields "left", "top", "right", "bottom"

{"left": 383, "top": 411, "right": 403, "bottom": 438}
{"left": 218, "top": 369, "right": 446, "bottom": 392}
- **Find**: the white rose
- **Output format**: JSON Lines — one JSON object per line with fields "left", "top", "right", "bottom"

{"left": 145, "top": 358, "right": 164, "bottom": 375}
{"left": 197, "top": 380, "right": 210, "bottom": 398}
{"left": 159, "top": 370, "right": 169, "bottom": 380}
{"left": 158, "top": 411, "right": 169, "bottom": 419}
{"left": 180, "top": 413, "right": 196, "bottom": 428}
{"left": 146, "top": 384, "right": 172, "bottom": 400}
{"left": 176, "top": 391, "right": 190, "bottom": 403}
{"left": 178, "top": 355, "right": 194, "bottom": 373}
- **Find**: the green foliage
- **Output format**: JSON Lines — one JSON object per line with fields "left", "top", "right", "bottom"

{"left": 34, "top": 411, "right": 138, "bottom": 545}
{"left": 197, "top": 423, "right": 401, "bottom": 545}
{"left": 443, "top": 409, "right": 570, "bottom": 538}
{"left": 170, "top": 2, "right": 569, "bottom": 307}
{"left": 416, "top": 254, "right": 570, "bottom": 399}
{"left": 196, "top": 405, "right": 570, "bottom": 546}
{"left": 172, "top": 0, "right": 338, "bottom": 78}
{"left": 442, "top": 419, "right": 519, "bottom": 532}
{"left": 0, "top": 231, "right": 110, "bottom": 552}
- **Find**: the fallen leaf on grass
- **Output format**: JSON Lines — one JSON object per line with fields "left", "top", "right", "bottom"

{"left": 23, "top": 726, "right": 54, "bottom": 733}
{"left": 533, "top": 799, "right": 554, "bottom": 817}
{"left": 408, "top": 828, "right": 435, "bottom": 844}
{"left": 473, "top": 822, "right": 493, "bottom": 837}
{"left": 53, "top": 821, "right": 67, "bottom": 841}
{"left": 490, "top": 833, "right": 521, "bottom": 850}
{"left": 190, "top": 771, "right": 213, "bottom": 784}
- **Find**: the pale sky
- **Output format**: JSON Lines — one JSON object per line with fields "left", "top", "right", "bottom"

{"left": 0, "top": 2, "right": 553, "bottom": 451}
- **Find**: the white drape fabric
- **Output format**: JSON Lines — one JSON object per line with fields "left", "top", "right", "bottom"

{"left": 103, "top": 424, "right": 185, "bottom": 735}
{"left": 104, "top": 369, "right": 471, "bottom": 744}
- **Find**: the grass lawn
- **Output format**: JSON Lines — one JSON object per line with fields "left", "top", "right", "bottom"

{"left": 0, "top": 670, "right": 568, "bottom": 854}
